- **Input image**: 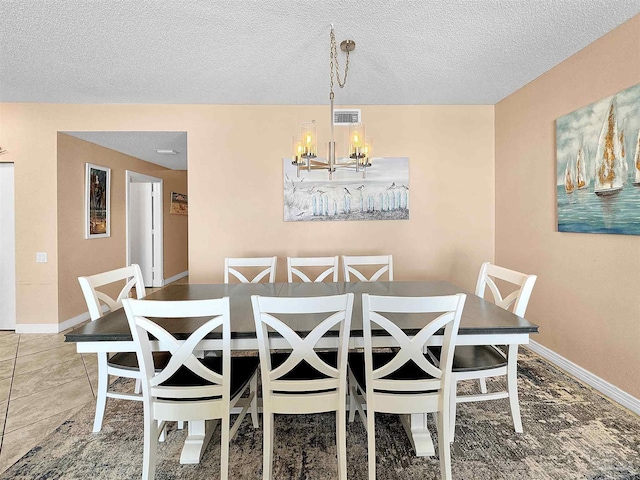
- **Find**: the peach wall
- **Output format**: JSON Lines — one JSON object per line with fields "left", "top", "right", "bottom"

{"left": 187, "top": 105, "right": 495, "bottom": 288}
{"left": 0, "top": 103, "right": 494, "bottom": 327}
{"left": 162, "top": 170, "right": 189, "bottom": 277}
{"left": 495, "top": 16, "right": 640, "bottom": 398}
{"left": 56, "top": 134, "right": 188, "bottom": 322}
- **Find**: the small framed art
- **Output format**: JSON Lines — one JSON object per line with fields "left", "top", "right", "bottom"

{"left": 85, "top": 163, "right": 110, "bottom": 238}
{"left": 170, "top": 192, "right": 188, "bottom": 215}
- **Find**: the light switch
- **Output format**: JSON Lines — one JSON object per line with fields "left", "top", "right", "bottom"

{"left": 36, "top": 252, "right": 47, "bottom": 263}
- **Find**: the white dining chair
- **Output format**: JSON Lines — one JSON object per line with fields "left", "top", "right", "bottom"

{"left": 224, "top": 256, "right": 277, "bottom": 283}
{"left": 440, "top": 262, "right": 537, "bottom": 441}
{"left": 286, "top": 256, "right": 339, "bottom": 283}
{"left": 348, "top": 293, "right": 466, "bottom": 480}
{"left": 122, "top": 297, "right": 259, "bottom": 480}
{"left": 251, "top": 293, "right": 354, "bottom": 480}
{"left": 342, "top": 254, "right": 393, "bottom": 281}
{"left": 78, "top": 264, "right": 172, "bottom": 433}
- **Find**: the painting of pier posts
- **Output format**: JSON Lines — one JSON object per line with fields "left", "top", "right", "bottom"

{"left": 284, "top": 157, "right": 409, "bottom": 222}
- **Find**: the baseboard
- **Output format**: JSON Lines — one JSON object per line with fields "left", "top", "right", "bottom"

{"left": 164, "top": 270, "right": 188, "bottom": 286}
{"left": 527, "top": 340, "right": 640, "bottom": 416}
{"left": 15, "top": 323, "right": 61, "bottom": 334}
{"left": 15, "top": 305, "right": 108, "bottom": 334}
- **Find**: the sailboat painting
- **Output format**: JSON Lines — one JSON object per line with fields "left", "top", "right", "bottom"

{"left": 556, "top": 82, "right": 640, "bottom": 235}
{"left": 283, "top": 157, "right": 409, "bottom": 222}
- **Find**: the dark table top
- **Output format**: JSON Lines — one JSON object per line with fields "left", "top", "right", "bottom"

{"left": 65, "top": 281, "right": 538, "bottom": 343}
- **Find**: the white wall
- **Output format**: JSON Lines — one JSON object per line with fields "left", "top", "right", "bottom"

{"left": 0, "top": 163, "right": 16, "bottom": 329}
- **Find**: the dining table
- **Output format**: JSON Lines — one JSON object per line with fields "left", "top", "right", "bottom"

{"left": 65, "top": 280, "right": 539, "bottom": 464}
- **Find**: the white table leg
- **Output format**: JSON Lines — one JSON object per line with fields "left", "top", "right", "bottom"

{"left": 179, "top": 419, "right": 218, "bottom": 464}
{"left": 400, "top": 413, "right": 435, "bottom": 457}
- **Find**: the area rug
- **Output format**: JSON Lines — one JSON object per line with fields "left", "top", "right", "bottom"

{"left": 2, "top": 348, "right": 639, "bottom": 479}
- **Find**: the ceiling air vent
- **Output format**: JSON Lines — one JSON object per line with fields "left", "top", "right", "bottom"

{"left": 333, "top": 109, "right": 361, "bottom": 125}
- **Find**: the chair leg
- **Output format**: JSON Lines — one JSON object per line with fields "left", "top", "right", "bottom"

{"left": 336, "top": 408, "right": 347, "bottom": 480}
{"left": 507, "top": 344, "right": 523, "bottom": 433}
{"left": 449, "top": 379, "right": 458, "bottom": 442}
{"left": 348, "top": 369, "right": 357, "bottom": 423}
{"left": 366, "top": 409, "right": 376, "bottom": 480}
{"left": 142, "top": 404, "right": 158, "bottom": 480}
{"left": 158, "top": 420, "right": 166, "bottom": 442}
{"left": 93, "top": 353, "right": 109, "bottom": 433}
{"left": 220, "top": 413, "right": 231, "bottom": 480}
{"left": 250, "top": 372, "right": 259, "bottom": 428}
{"left": 262, "top": 410, "right": 274, "bottom": 480}
{"left": 134, "top": 378, "right": 142, "bottom": 394}
{"left": 478, "top": 377, "right": 488, "bottom": 394}
{"left": 437, "top": 403, "right": 452, "bottom": 480}
{"left": 177, "top": 421, "right": 185, "bottom": 430}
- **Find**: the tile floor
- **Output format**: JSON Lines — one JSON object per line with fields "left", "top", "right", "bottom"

{"left": 0, "top": 328, "right": 95, "bottom": 473}
{"left": 0, "top": 279, "right": 185, "bottom": 474}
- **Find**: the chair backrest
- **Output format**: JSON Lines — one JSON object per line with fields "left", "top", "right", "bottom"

{"left": 251, "top": 293, "right": 354, "bottom": 395}
{"left": 78, "top": 264, "right": 146, "bottom": 321}
{"left": 287, "top": 256, "right": 339, "bottom": 283}
{"left": 122, "top": 297, "right": 231, "bottom": 407}
{"left": 362, "top": 293, "right": 466, "bottom": 394}
{"left": 475, "top": 262, "right": 537, "bottom": 317}
{"left": 224, "top": 256, "right": 277, "bottom": 283}
{"left": 342, "top": 254, "right": 393, "bottom": 282}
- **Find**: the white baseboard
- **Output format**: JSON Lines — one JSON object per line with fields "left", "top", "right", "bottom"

{"left": 164, "top": 270, "right": 188, "bottom": 286}
{"left": 15, "top": 273, "right": 189, "bottom": 334}
{"left": 15, "top": 323, "right": 61, "bottom": 334}
{"left": 15, "top": 305, "right": 107, "bottom": 334}
{"left": 57, "top": 311, "right": 92, "bottom": 332}
{"left": 527, "top": 340, "right": 640, "bottom": 416}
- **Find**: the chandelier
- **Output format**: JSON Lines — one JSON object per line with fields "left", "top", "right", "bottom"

{"left": 291, "top": 25, "right": 373, "bottom": 180}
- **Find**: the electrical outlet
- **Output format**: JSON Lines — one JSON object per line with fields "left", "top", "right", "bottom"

{"left": 36, "top": 252, "right": 47, "bottom": 263}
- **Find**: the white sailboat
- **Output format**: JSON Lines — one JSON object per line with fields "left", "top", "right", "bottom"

{"left": 593, "top": 100, "right": 624, "bottom": 197}
{"left": 564, "top": 157, "right": 575, "bottom": 194}
{"left": 619, "top": 118, "right": 628, "bottom": 184}
{"left": 633, "top": 130, "right": 640, "bottom": 187}
{"left": 575, "top": 145, "right": 589, "bottom": 190}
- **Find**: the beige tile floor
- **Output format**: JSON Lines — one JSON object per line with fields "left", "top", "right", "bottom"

{"left": 0, "top": 278, "right": 186, "bottom": 474}
{"left": 0, "top": 328, "right": 95, "bottom": 473}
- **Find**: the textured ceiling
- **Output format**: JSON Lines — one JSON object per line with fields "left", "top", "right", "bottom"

{"left": 1, "top": 0, "right": 639, "bottom": 105}
{"left": 63, "top": 131, "right": 187, "bottom": 170}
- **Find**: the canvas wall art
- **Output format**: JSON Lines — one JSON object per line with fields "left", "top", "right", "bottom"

{"left": 556, "top": 82, "right": 640, "bottom": 235}
{"left": 85, "top": 163, "right": 110, "bottom": 238}
{"left": 170, "top": 192, "right": 188, "bottom": 215}
{"left": 283, "top": 157, "right": 409, "bottom": 222}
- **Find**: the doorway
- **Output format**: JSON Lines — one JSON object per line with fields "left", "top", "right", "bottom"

{"left": 0, "top": 163, "right": 16, "bottom": 330}
{"left": 126, "top": 171, "right": 163, "bottom": 288}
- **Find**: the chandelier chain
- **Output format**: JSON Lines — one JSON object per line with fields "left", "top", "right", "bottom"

{"left": 330, "top": 27, "right": 350, "bottom": 98}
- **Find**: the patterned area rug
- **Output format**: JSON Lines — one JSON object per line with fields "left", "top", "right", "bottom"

{"left": 2, "top": 348, "right": 639, "bottom": 479}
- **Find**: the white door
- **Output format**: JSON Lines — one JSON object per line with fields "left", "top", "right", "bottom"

{"left": 0, "top": 163, "right": 16, "bottom": 330}
{"left": 129, "top": 182, "right": 154, "bottom": 287}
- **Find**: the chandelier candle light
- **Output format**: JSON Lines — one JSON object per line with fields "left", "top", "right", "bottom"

{"left": 292, "top": 25, "right": 373, "bottom": 179}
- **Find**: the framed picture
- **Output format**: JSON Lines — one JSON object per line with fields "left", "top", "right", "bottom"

{"left": 556, "top": 82, "right": 640, "bottom": 235}
{"left": 85, "top": 163, "right": 110, "bottom": 238}
{"left": 170, "top": 192, "right": 188, "bottom": 215}
{"left": 283, "top": 157, "right": 409, "bottom": 222}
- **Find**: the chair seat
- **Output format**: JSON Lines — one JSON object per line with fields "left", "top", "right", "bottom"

{"left": 108, "top": 351, "right": 172, "bottom": 372}
{"left": 271, "top": 351, "right": 337, "bottom": 381}
{"left": 428, "top": 345, "right": 507, "bottom": 372}
{"left": 161, "top": 356, "right": 259, "bottom": 400}
{"left": 348, "top": 351, "right": 436, "bottom": 389}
